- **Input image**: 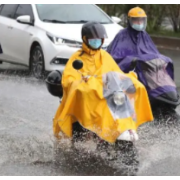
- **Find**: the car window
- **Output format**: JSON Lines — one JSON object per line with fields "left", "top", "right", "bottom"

{"left": 0, "top": 4, "right": 18, "bottom": 18}
{"left": 36, "top": 4, "right": 113, "bottom": 24}
{"left": 14, "top": 4, "right": 34, "bottom": 20}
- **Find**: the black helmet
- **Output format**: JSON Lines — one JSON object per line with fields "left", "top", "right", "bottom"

{"left": 81, "top": 21, "right": 108, "bottom": 39}
{"left": 45, "top": 70, "right": 63, "bottom": 98}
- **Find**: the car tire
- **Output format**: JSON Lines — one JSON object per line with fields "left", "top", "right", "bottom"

{"left": 30, "top": 45, "right": 45, "bottom": 79}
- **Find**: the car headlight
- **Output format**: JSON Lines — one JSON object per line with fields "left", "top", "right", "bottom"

{"left": 113, "top": 92, "right": 125, "bottom": 106}
{"left": 46, "top": 32, "right": 82, "bottom": 48}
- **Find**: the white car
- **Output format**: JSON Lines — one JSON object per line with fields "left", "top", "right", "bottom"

{"left": 0, "top": 4, "right": 123, "bottom": 78}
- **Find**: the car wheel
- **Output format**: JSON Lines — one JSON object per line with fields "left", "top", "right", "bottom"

{"left": 30, "top": 45, "right": 45, "bottom": 79}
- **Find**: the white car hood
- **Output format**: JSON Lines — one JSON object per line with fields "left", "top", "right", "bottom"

{"left": 38, "top": 23, "right": 123, "bottom": 45}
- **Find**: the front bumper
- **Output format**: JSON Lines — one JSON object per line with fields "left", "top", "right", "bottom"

{"left": 44, "top": 43, "right": 80, "bottom": 72}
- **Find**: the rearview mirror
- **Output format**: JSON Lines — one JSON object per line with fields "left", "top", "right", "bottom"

{"left": 111, "top": 16, "right": 121, "bottom": 24}
{"left": 16, "top": 15, "right": 33, "bottom": 25}
{"left": 73, "top": 60, "right": 83, "bottom": 70}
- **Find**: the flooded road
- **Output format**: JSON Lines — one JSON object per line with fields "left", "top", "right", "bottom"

{"left": 0, "top": 49, "right": 180, "bottom": 175}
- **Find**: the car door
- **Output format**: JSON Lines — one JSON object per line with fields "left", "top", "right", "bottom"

{"left": 8, "top": 4, "right": 35, "bottom": 65}
{"left": 0, "top": 4, "right": 18, "bottom": 62}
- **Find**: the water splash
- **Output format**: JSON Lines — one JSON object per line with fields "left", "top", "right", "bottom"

{"left": 1, "top": 66, "right": 180, "bottom": 175}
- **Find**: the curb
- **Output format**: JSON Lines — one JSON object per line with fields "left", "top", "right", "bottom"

{"left": 151, "top": 35, "right": 180, "bottom": 51}
{"left": 156, "top": 45, "right": 180, "bottom": 51}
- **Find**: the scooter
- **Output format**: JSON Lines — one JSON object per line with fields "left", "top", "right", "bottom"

{"left": 127, "top": 57, "right": 180, "bottom": 109}
{"left": 45, "top": 59, "right": 139, "bottom": 166}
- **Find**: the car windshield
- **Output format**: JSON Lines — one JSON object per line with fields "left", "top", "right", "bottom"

{"left": 35, "top": 4, "right": 113, "bottom": 24}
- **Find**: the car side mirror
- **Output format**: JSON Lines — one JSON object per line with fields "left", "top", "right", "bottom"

{"left": 111, "top": 16, "right": 121, "bottom": 24}
{"left": 16, "top": 15, "right": 33, "bottom": 25}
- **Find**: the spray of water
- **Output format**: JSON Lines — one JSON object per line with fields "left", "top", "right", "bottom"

{"left": 1, "top": 68, "right": 180, "bottom": 175}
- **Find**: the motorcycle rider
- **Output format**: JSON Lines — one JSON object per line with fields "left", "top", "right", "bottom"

{"left": 107, "top": 6, "right": 174, "bottom": 79}
{"left": 46, "top": 21, "right": 153, "bottom": 143}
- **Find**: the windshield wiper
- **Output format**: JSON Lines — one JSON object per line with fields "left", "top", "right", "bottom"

{"left": 66, "top": 20, "right": 89, "bottom": 24}
{"left": 66, "top": 20, "right": 111, "bottom": 24}
{"left": 100, "top": 22, "right": 111, "bottom": 24}
{"left": 42, "top": 19, "right": 110, "bottom": 24}
{"left": 43, "top": 19, "right": 67, "bottom": 23}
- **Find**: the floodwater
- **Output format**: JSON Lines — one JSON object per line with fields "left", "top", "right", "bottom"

{"left": 0, "top": 49, "right": 180, "bottom": 176}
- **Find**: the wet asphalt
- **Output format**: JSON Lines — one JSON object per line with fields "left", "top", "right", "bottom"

{"left": 0, "top": 49, "right": 180, "bottom": 176}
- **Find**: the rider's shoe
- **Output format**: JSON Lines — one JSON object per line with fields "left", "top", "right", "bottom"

{"left": 117, "top": 130, "right": 139, "bottom": 142}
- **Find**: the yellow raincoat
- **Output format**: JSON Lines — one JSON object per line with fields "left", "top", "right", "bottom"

{"left": 53, "top": 42, "right": 154, "bottom": 143}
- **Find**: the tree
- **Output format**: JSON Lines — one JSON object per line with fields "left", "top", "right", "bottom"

{"left": 97, "top": 4, "right": 168, "bottom": 32}
{"left": 166, "top": 5, "right": 180, "bottom": 32}
{"left": 141, "top": 5, "right": 167, "bottom": 32}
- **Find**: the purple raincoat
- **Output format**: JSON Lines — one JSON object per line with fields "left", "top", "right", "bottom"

{"left": 107, "top": 26, "right": 176, "bottom": 99}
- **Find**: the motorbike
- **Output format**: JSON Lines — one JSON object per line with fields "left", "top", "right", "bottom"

{"left": 118, "top": 55, "right": 180, "bottom": 109}
{"left": 45, "top": 59, "right": 139, "bottom": 167}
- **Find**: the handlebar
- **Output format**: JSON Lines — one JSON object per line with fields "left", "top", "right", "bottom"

{"left": 72, "top": 59, "right": 93, "bottom": 82}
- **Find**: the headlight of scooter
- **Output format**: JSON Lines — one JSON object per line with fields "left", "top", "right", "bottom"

{"left": 113, "top": 92, "right": 125, "bottom": 106}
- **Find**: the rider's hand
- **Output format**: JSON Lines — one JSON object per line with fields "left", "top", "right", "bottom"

{"left": 82, "top": 76, "right": 89, "bottom": 82}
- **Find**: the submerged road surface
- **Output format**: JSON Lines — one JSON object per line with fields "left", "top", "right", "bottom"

{"left": 0, "top": 49, "right": 180, "bottom": 176}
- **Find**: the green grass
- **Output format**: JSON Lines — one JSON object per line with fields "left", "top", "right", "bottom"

{"left": 149, "top": 29, "right": 180, "bottom": 38}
